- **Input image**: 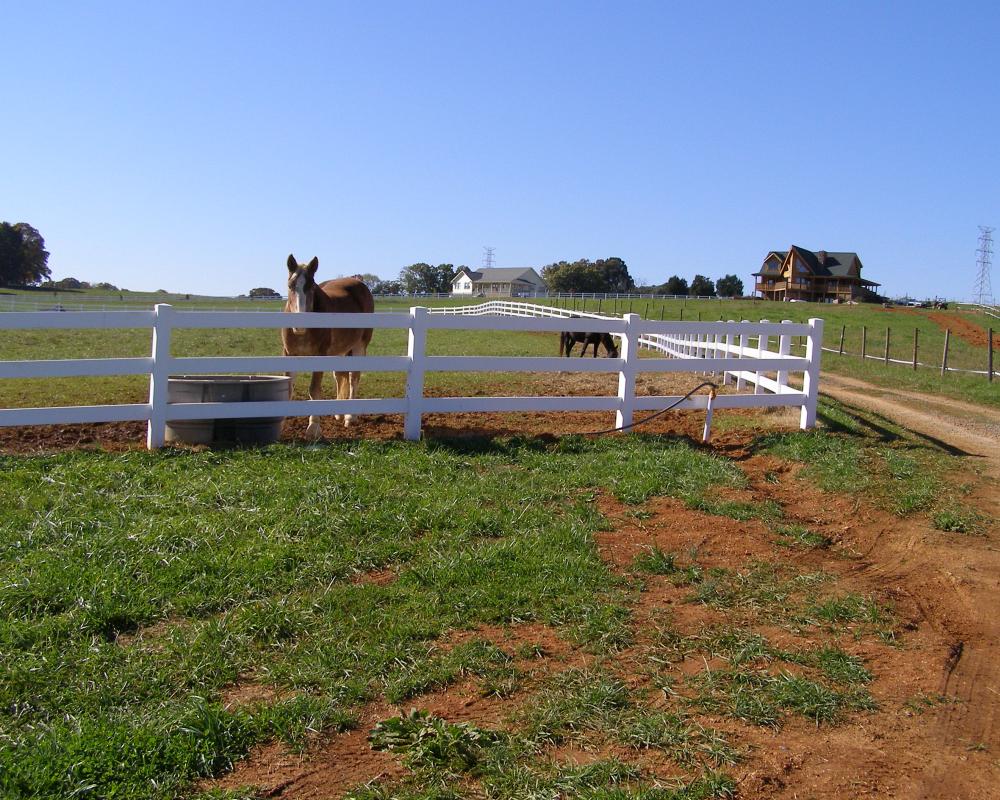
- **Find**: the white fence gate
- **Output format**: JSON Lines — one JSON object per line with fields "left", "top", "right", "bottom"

{"left": 0, "top": 302, "right": 823, "bottom": 448}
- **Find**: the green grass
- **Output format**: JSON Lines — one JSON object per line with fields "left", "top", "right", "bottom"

{"left": 677, "top": 628, "right": 876, "bottom": 727}
{"left": 932, "top": 505, "right": 990, "bottom": 535}
{"left": 358, "top": 669, "right": 741, "bottom": 799}
{"left": 690, "top": 668, "right": 876, "bottom": 727}
{"left": 773, "top": 524, "right": 832, "bottom": 549}
{"left": 0, "top": 435, "right": 744, "bottom": 799}
{"left": 756, "top": 397, "right": 986, "bottom": 528}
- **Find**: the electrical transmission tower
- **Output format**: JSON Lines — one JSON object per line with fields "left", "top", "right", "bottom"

{"left": 483, "top": 247, "right": 496, "bottom": 269}
{"left": 974, "top": 226, "right": 995, "bottom": 305}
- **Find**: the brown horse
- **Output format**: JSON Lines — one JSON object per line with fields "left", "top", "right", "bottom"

{"left": 281, "top": 255, "right": 374, "bottom": 438}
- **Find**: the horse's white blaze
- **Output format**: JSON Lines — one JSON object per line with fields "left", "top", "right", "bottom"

{"left": 291, "top": 274, "right": 307, "bottom": 333}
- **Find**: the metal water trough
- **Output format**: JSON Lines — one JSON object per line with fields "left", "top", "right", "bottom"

{"left": 165, "top": 374, "right": 290, "bottom": 446}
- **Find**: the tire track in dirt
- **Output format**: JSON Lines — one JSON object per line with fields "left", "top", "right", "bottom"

{"left": 819, "top": 373, "right": 1000, "bottom": 799}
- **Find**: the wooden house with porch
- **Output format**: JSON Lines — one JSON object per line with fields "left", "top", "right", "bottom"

{"left": 451, "top": 267, "right": 546, "bottom": 297}
{"left": 754, "top": 246, "right": 880, "bottom": 303}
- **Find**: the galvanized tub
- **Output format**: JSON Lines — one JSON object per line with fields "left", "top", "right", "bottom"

{"left": 165, "top": 374, "right": 290, "bottom": 446}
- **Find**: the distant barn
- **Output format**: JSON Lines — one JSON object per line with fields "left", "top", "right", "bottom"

{"left": 754, "top": 246, "right": 881, "bottom": 303}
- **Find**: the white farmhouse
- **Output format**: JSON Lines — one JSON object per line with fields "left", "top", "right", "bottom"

{"left": 451, "top": 267, "right": 546, "bottom": 297}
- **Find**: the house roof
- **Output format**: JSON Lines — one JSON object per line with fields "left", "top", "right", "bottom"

{"left": 789, "top": 246, "right": 861, "bottom": 278}
{"left": 453, "top": 267, "right": 543, "bottom": 284}
{"left": 753, "top": 247, "right": 867, "bottom": 280}
{"left": 757, "top": 252, "right": 787, "bottom": 274}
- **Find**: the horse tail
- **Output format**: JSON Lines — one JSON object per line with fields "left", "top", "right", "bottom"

{"left": 558, "top": 331, "right": 567, "bottom": 357}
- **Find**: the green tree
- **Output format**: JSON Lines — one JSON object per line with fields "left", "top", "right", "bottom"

{"left": 0, "top": 222, "right": 51, "bottom": 285}
{"left": 716, "top": 274, "right": 744, "bottom": 297}
{"left": 541, "top": 257, "right": 634, "bottom": 293}
{"left": 661, "top": 275, "right": 689, "bottom": 296}
{"left": 372, "top": 279, "right": 402, "bottom": 295}
{"left": 399, "top": 263, "right": 457, "bottom": 294}
{"left": 595, "top": 257, "right": 634, "bottom": 293}
{"left": 689, "top": 275, "right": 716, "bottom": 297}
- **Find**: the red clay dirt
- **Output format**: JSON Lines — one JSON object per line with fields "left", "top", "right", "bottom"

{"left": 891, "top": 306, "right": 1000, "bottom": 351}
{"left": 4, "top": 377, "right": 1000, "bottom": 799}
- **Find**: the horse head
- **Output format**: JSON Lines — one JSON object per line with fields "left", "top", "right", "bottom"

{"left": 286, "top": 254, "right": 320, "bottom": 333}
{"left": 604, "top": 335, "right": 620, "bottom": 359}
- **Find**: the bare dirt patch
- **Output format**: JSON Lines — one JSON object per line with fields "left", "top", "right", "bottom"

{"left": 924, "top": 310, "right": 1000, "bottom": 351}
{"left": 204, "top": 715, "right": 406, "bottom": 800}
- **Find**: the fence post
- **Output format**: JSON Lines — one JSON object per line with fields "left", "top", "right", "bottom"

{"left": 861, "top": 325, "right": 867, "bottom": 360}
{"left": 912, "top": 328, "right": 918, "bottom": 370}
{"left": 736, "top": 321, "right": 749, "bottom": 391}
{"left": 615, "top": 313, "right": 640, "bottom": 431}
{"left": 146, "top": 304, "right": 174, "bottom": 449}
{"left": 838, "top": 324, "right": 845, "bottom": 355}
{"left": 756, "top": 320, "right": 770, "bottom": 394}
{"left": 723, "top": 320, "right": 735, "bottom": 386}
{"left": 941, "top": 329, "right": 950, "bottom": 377}
{"left": 404, "top": 306, "right": 428, "bottom": 441}
{"left": 884, "top": 326, "right": 891, "bottom": 365}
{"left": 800, "top": 318, "right": 824, "bottom": 429}
{"left": 990, "top": 328, "right": 995, "bottom": 383}
{"left": 777, "top": 319, "right": 791, "bottom": 391}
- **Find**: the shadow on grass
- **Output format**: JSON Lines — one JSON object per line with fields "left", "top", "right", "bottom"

{"left": 424, "top": 431, "right": 700, "bottom": 458}
{"left": 816, "top": 401, "right": 976, "bottom": 458}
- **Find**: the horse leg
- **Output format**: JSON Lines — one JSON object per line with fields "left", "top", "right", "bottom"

{"left": 351, "top": 345, "right": 366, "bottom": 417}
{"left": 337, "top": 343, "right": 368, "bottom": 428}
{"left": 335, "top": 370, "right": 352, "bottom": 427}
{"left": 306, "top": 370, "right": 324, "bottom": 440}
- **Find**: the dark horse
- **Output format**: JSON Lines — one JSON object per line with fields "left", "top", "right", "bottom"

{"left": 559, "top": 330, "right": 619, "bottom": 358}
{"left": 282, "top": 255, "right": 374, "bottom": 438}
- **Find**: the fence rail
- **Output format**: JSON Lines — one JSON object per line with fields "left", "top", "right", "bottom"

{"left": 0, "top": 302, "right": 822, "bottom": 447}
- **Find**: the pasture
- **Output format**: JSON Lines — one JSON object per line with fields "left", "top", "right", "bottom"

{"left": 0, "top": 296, "right": 998, "bottom": 798}
{"left": 1, "top": 386, "right": 998, "bottom": 797}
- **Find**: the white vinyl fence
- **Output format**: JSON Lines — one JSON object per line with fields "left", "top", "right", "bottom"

{"left": 0, "top": 302, "right": 822, "bottom": 448}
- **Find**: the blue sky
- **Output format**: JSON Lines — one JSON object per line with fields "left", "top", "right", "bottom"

{"left": 2, "top": 1, "right": 997, "bottom": 299}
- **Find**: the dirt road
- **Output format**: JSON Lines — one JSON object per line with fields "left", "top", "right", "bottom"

{"left": 819, "top": 374, "right": 1000, "bottom": 799}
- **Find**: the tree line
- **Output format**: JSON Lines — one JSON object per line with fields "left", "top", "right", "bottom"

{"left": 639, "top": 274, "right": 744, "bottom": 298}
{"left": 0, "top": 222, "right": 51, "bottom": 286}
{"left": 328, "top": 259, "right": 745, "bottom": 297}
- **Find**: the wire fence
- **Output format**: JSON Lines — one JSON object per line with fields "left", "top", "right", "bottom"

{"left": 820, "top": 322, "right": 996, "bottom": 380}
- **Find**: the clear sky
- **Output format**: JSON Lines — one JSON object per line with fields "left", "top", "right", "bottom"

{"left": 2, "top": 1, "right": 997, "bottom": 300}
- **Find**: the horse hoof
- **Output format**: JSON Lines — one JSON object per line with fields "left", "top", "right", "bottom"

{"left": 306, "top": 421, "right": 323, "bottom": 440}
{"left": 343, "top": 414, "right": 353, "bottom": 428}
{"left": 334, "top": 414, "right": 343, "bottom": 422}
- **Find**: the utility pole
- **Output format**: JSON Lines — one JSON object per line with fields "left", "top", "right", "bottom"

{"left": 974, "top": 226, "right": 995, "bottom": 305}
